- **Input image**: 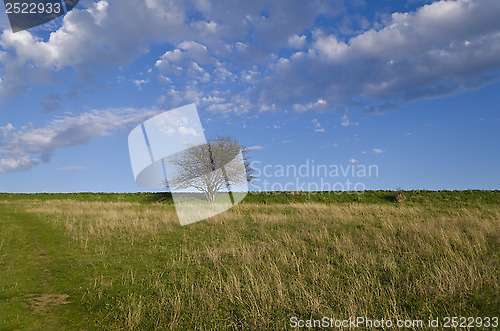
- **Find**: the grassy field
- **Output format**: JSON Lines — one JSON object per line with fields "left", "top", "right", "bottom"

{"left": 0, "top": 191, "right": 498, "bottom": 329}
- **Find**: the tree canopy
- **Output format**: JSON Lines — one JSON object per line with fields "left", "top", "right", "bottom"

{"left": 166, "top": 136, "right": 254, "bottom": 202}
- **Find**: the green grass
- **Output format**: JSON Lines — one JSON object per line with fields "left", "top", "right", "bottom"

{"left": 0, "top": 191, "right": 499, "bottom": 329}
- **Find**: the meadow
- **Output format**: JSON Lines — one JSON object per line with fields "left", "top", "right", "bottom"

{"left": 0, "top": 190, "right": 498, "bottom": 330}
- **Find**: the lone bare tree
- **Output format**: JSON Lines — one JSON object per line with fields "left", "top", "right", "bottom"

{"left": 166, "top": 136, "right": 254, "bottom": 203}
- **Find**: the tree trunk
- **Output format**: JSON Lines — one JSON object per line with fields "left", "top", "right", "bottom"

{"left": 205, "top": 191, "right": 217, "bottom": 203}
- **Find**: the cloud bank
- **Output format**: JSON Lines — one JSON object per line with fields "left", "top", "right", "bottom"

{"left": 0, "top": 108, "right": 159, "bottom": 173}
{"left": 260, "top": 0, "right": 500, "bottom": 112}
{"left": 1, "top": 0, "right": 497, "bottom": 112}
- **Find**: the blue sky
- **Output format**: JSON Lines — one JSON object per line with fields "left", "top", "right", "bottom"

{"left": 0, "top": 0, "right": 499, "bottom": 193}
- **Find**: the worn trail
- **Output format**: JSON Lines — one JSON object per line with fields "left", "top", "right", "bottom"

{"left": 0, "top": 203, "right": 76, "bottom": 329}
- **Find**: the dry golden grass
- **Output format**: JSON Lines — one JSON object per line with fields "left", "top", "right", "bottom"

{"left": 10, "top": 198, "right": 500, "bottom": 329}
{"left": 21, "top": 200, "right": 178, "bottom": 244}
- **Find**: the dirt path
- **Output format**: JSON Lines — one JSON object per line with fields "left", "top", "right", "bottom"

{"left": 0, "top": 202, "right": 74, "bottom": 329}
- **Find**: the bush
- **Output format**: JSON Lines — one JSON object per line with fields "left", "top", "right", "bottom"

{"left": 394, "top": 189, "right": 407, "bottom": 203}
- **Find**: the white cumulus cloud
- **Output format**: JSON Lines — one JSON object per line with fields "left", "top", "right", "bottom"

{"left": 0, "top": 107, "right": 161, "bottom": 173}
